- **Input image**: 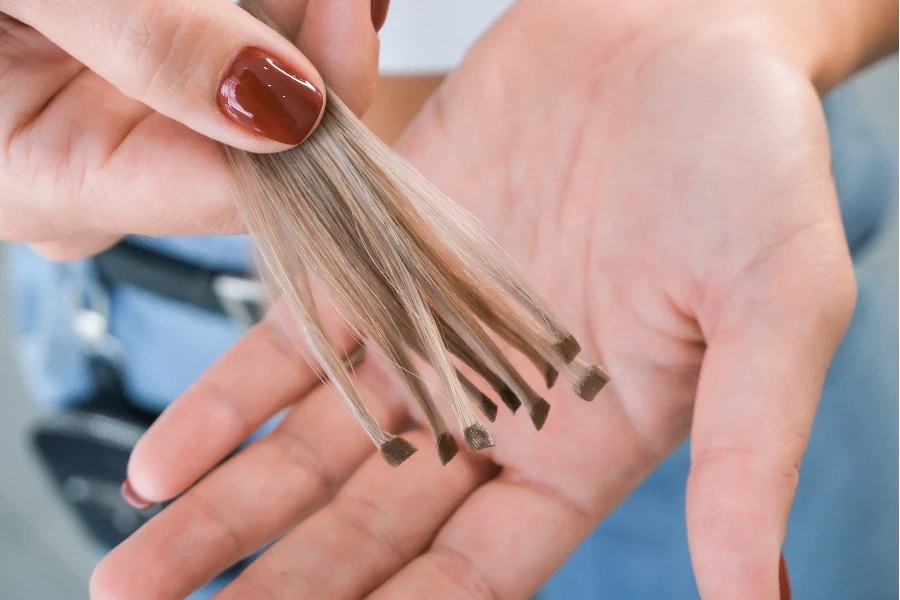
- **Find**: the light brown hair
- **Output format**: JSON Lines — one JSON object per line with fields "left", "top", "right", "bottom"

{"left": 224, "top": 1, "right": 609, "bottom": 466}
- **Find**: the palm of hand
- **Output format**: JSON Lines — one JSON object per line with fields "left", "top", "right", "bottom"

{"left": 392, "top": 4, "right": 854, "bottom": 595}
{"left": 93, "top": 3, "right": 856, "bottom": 599}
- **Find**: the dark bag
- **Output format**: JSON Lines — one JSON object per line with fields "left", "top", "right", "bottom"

{"left": 30, "top": 359, "right": 161, "bottom": 549}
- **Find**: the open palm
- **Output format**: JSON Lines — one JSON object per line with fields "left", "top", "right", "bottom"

{"left": 92, "top": 1, "right": 856, "bottom": 598}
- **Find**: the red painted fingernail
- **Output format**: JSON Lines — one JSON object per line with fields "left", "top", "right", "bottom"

{"left": 779, "top": 552, "right": 791, "bottom": 600}
{"left": 217, "top": 47, "right": 324, "bottom": 145}
{"left": 121, "top": 479, "right": 154, "bottom": 511}
{"left": 371, "top": 0, "right": 390, "bottom": 32}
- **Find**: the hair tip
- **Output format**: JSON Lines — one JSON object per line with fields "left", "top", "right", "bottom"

{"left": 481, "top": 395, "right": 499, "bottom": 422}
{"left": 344, "top": 345, "right": 367, "bottom": 369}
{"left": 437, "top": 432, "right": 459, "bottom": 465}
{"left": 530, "top": 397, "right": 551, "bottom": 431}
{"left": 553, "top": 335, "right": 581, "bottom": 364}
{"left": 544, "top": 366, "right": 559, "bottom": 389}
{"left": 499, "top": 388, "right": 522, "bottom": 413}
{"left": 380, "top": 437, "right": 418, "bottom": 467}
{"left": 574, "top": 365, "right": 611, "bottom": 401}
{"left": 463, "top": 424, "right": 495, "bottom": 451}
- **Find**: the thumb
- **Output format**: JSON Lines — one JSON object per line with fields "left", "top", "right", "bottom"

{"left": 686, "top": 220, "right": 856, "bottom": 598}
{"left": 4, "top": 0, "right": 326, "bottom": 151}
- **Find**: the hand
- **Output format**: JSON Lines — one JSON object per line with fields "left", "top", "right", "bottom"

{"left": 0, "top": 0, "right": 382, "bottom": 259}
{"left": 91, "top": 0, "right": 861, "bottom": 598}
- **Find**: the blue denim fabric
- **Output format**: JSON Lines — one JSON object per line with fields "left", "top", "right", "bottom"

{"left": 5, "top": 81, "right": 897, "bottom": 598}
{"left": 7, "top": 236, "right": 252, "bottom": 414}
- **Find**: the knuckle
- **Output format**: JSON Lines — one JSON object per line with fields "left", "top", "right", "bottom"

{"left": 426, "top": 545, "right": 498, "bottom": 600}
{"left": 112, "top": 0, "right": 206, "bottom": 99}
{"left": 0, "top": 14, "right": 38, "bottom": 58}
{"left": 331, "top": 494, "right": 406, "bottom": 563}
{"left": 193, "top": 378, "right": 254, "bottom": 441}
{"left": 268, "top": 426, "right": 332, "bottom": 495}
{"left": 351, "top": 42, "right": 380, "bottom": 116}
{"left": 0, "top": 121, "right": 98, "bottom": 242}
{"left": 211, "top": 575, "right": 279, "bottom": 600}
{"left": 689, "top": 444, "right": 801, "bottom": 507}
{"left": 800, "top": 244, "right": 858, "bottom": 332}
{"left": 822, "top": 259, "right": 858, "bottom": 326}
{"left": 733, "top": 219, "right": 860, "bottom": 336}
{"left": 257, "top": 315, "right": 305, "bottom": 365}
{"left": 190, "top": 491, "right": 246, "bottom": 556}
{"left": 353, "top": 77, "right": 377, "bottom": 117}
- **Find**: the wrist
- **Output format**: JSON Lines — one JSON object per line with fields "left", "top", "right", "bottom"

{"left": 756, "top": 0, "right": 898, "bottom": 92}
{"left": 634, "top": 0, "right": 898, "bottom": 93}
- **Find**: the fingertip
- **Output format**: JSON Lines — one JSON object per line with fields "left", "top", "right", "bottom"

{"left": 90, "top": 539, "right": 158, "bottom": 600}
{"left": 125, "top": 436, "right": 182, "bottom": 504}
{"left": 88, "top": 557, "right": 112, "bottom": 600}
{"left": 216, "top": 45, "right": 327, "bottom": 150}
{"left": 89, "top": 550, "right": 129, "bottom": 600}
{"left": 121, "top": 478, "right": 155, "bottom": 511}
{"left": 298, "top": 0, "right": 380, "bottom": 117}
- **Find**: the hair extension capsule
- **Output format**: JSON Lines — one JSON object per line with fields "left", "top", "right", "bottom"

{"left": 227, "top": 0, "right": 611, "bottom": 467}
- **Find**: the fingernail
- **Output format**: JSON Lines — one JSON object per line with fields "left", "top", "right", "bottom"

{"left": 371, "top": 0, "right": 390, "bottom": 32}
{"left": 217, "top": 47, "right": 324, "bottom": 145}
{"left": 779, "top": 552, "right": 791, "bottom": 600}
{"left": 121, "top": 479, "right": 154, "bottom": 511}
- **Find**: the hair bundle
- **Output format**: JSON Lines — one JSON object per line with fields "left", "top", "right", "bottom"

{"left": 224, "top": 1, "right": 610, "bottom": 467}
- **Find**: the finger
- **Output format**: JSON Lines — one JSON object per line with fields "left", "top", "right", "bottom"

{"left": 0, "top": 14, "right": 80, "bottom": 135}
{"left": 1, "top": 105, "right": 244, "bottom": 243}
{"left": 687, "top": 228, "right": 856, "bottom": 599}
{"left": 366, "top": 370, "right": 694, "bottom": 600}
{"left": 294, "top": 0, "right": 380, "bottom": 115}
{"left": 367, "top": 468, "right": 595, "bottom": 600}
{"left": 251, "top": 0, "right": 382, "bottom": 115}
{"left": 91, "top": 358, "right": 409, "bottom": 600}
{"left": 126, "top": 300, "right": 357, "bottom": 503}
{"left": 4, "top": 0, "right": 326, "bottom": 152}
{"left": 214, "top": 430, "right": 495, "bottom": 600}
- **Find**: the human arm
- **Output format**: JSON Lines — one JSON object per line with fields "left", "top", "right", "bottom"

{"left": 91, "top": 1, "right": 897, "bottom": 598}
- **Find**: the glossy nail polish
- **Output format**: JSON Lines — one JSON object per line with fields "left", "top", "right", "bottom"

{"left": 371, "top": 0, "right": 390, "bottom": 32}
{"left": 121, "top": 479, "right": 154, "bottom": 511}
{"left": 779, "top": 553, "right": 791, "bottom": 600}
{"left": 217, "top": 47, "right": 324, "bottom": 145}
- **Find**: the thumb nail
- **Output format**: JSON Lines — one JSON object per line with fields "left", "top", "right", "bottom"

{"left": 121, "top": 478, "right": 154, "bottom": 510}
{"left": 217, "top": 47, "right": 324, "bottom": 146}
{"left": 779, "top": 552, "right": 791, "bottom": 600}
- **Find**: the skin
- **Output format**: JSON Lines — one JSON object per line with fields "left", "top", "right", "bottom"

{"left": 0, "top": 0, "right": 378, "bottom": 256}
{"left": 0, "top": 0, "right": 895, "bottom": 598}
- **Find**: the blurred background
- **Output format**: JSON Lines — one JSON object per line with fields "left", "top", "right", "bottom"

{"left": 0, "top": 57, "right": 897, "bottom": 598}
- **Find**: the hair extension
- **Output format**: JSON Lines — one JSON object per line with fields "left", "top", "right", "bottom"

{"left": 223, "top": 0, "right": 610, "bottom": 467}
